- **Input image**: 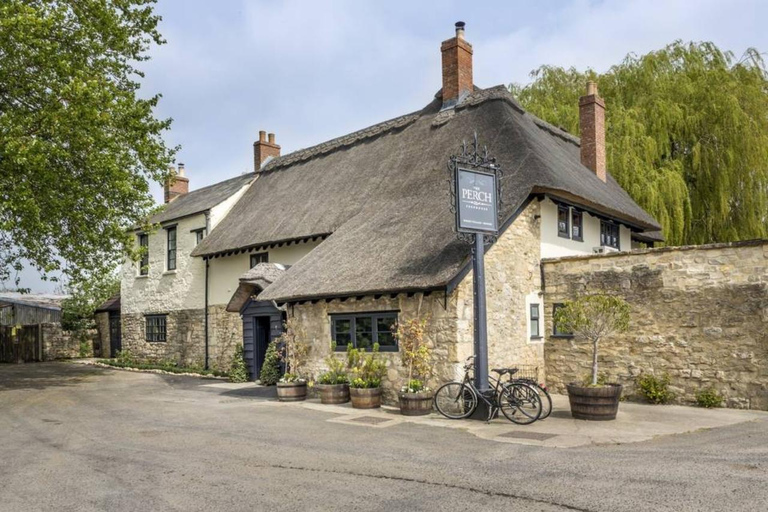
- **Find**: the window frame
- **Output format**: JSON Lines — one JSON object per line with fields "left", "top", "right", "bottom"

{"left": 330, "top": 312, "right": 399, "bottom": 352}
{"left": 552, "top": 303, "right": 574, "bottom": 338}
{"left": 557, "top": 205, "right": 570, "bottom": 239}
{"left": 250, "top": 252, "right": 269, "bottom": 268}
{"left": 571, "top": 210, "right": 584, "bottom": 242}
{"left": 138, "top": 233, "right": 149, "bottom": 276}
{"left": 166, "top": 226, "right": 177, "bottom": 271}
{"left": 145, "top": 314, "right": 167, "bottom": 343}
{"left": 192, "top": 228, "right": 206, "bottom": 246}
{"left": 600, "top": 221, "right": 620, "bottom": 249}
{"left": 529, "top": 303, "right": 541, "bottom": 339}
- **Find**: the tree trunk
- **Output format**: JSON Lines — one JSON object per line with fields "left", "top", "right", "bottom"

{"left": 592, "top": 338, "right": 600, "bottom": 385}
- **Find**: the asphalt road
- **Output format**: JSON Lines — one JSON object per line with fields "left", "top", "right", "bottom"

{"left": 1, "top": 362, "right": 766, "bottom": 512}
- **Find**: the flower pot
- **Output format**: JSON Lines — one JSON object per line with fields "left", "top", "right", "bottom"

{"left": 398, "top": 391, "right": 433, "bottom": 416}
{"left": 317, "top": 383, "right": 350, "bottom": 404}
{"left": 566, "top": 383, "right": 622, "bottom": 421}
{"left": 349, "top": 387, "right": 381, "bottom": 409}
{"left": 277, "top": 381, "right": 308, "bottom": 402}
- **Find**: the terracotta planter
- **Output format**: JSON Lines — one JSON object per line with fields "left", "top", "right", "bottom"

{"left": 398, "top": 391, "right": 433, "bottom": 416}
{"left": 277, "top": 381, "right": 307, "bottom": 402}
{"left": 317, "top": 383, "right": 350, "bottom": 404}
{"left": 566, "top": 383, "right": 622, "bottom": 421}
{"left": 349, "top": 387, "right": 381, "bottom": 409}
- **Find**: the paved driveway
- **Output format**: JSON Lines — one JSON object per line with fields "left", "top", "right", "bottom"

{"left": 1, "top": 362, "right": 767, "bottom": 512}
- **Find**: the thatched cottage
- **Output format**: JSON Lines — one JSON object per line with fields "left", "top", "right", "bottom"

{"left": 119, "top": 23, "right": 662, "bottom": 398}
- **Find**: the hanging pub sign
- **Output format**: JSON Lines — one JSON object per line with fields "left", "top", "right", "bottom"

{"left": 455, "top": 167, "right": 498, "bottom": 234}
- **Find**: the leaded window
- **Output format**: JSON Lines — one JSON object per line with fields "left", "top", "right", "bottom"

{"left": 145, "top": 315, "right": 167, "bottom": 342}
{"left": 331, "top": 312, "right": 398, "bottom": 352}
{"left": 166, "top": 227, "right": 177, "bottom": 270}
{"left": 530, "top": 304, "right": 541, "bottom": 338}
{"left": 557, "top": 205, "right": 570, "bottom": 238}
{"left": 600, "top": 221, "right": 620, "bottom": 249}
{"left": 572, "top": 210, "right": 583, "bottom": 241}
{"left": 250, "top": 252, "right": 269, "bottom": 268}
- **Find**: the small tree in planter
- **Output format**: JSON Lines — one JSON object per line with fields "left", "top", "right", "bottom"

{"left": 394, "top": 318, "right": 433, "bottom": 416}
{"left": 348, "top": 343, "right": 387, "bottom": 409}
{"left": 554, "top": 294, "right": 630, "bottom": 421}
{"left": 316, "top": 344, "right": 351, "bottom": 404}
{"left": 275, "top": 317, "right": 311, "bottom": 401}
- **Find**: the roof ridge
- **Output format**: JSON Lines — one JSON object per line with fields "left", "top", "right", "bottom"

{"left": 261, "top": 111, "right": 423, "bottom": 172}
{"left": 181, "top": 171, "right": 255, "bottom": 196}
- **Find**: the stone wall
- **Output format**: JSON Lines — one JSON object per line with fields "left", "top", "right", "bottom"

{"left": 289, "top": 202, "right": 545, "bottom": 403}
{"left": 94, "top": 312, "right": 111, "bottom": 358}
{"left": 40, "top": 323, "right": 97, "bottom": 360}
{"left": 542, "top": 240, "right": 768, "bottom": 409}
{"left": 121, "top": 305, "right": 241, "bottom": 372}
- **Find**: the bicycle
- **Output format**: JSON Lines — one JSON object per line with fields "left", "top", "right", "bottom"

{"left": 433, "top": 356, "right": 543, "bottom": 424}
{"left": 503, "top": 369, "right": 553, "bottom": 421}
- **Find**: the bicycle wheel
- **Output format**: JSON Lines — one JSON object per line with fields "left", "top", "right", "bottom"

{"left": 535, "top": 385, "right": 553, "bottom": 420}
{"left": 434, "top": 382, "right": 477, "bottom": 419}
{"left": 499, "top": 382, "right": 542, "bottom": 425}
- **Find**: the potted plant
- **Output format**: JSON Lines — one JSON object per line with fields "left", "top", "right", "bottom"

{"left": 554, "top": 294, "right": 630, "bottom": 421}
{"left": 348, "top": 343, "right": 386, "bottom": 409}
{"left": 394, "top": 318, "right": 433, "bottom": 416}
{"left": 316, "top": 344, "right": 351, "bottom": 404}
{"left": 275, "top": 318, "right": 311, "bottom": 402}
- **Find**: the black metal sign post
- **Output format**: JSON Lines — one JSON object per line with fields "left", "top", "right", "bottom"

{"left": 449, "top": 133, "right": 502, "bottom": 396}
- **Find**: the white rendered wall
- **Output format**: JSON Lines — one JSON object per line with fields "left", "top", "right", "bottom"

{"left": 208, "top": 239, "right": 323, "bottom": 305}
{"left": 209, "top": 176, "right": 254, "bottom": 229}
{"left": 540, "top": 197, "right": 632, "bottom": 259}
{"left": 122, "top": 213, "right": 208, "bottom": 315}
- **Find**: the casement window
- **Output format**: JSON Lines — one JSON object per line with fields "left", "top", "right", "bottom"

{"left": 600, "top": 221, "right": 620, "bottom": 249}
{"left": 552, "top": 303, "right": 573, "bottom": 337}
{"left": 166, "top": 227, "right": 177, "bottom": 271}
{"left": 138, "top": 233, "right": 149, "bottom": 276}
{"left": 145, "top": 315, "right": 167, "bottom": 342}
{"left": 331, "top": 312, "right": 398, "bottom": 352}
{"left": 557, "top": 205, "right": 570, "bottom": 238}
{"left": 530, "top": 304, "right": 541, "bottom": 338}
{"left": 571, "top": 210, "right": 583, "bottom": 241}
{"left": 193, "top": 228, "right": 206, "bottom": 246}
{"left": 250, "top": 252, "right": 269, "bottom": 268}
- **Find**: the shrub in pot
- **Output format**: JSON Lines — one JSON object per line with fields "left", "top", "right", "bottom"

{"left": 348, "top": 344, "right": 386, "bottom": 409}
{"left": 275, "top": 318, "right": 311, "bottom": 402}
{"left": 316, "top": 344, "right": 351, "bottom": 404}
{"left": 394, "top": 318, "right": 433, "bottom": 416}
{"left": 555, "top": 294, "right": 630, "bottom": 421}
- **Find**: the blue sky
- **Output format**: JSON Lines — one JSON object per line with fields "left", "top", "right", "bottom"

{"left": 13, "top": 0, "right": 768, "bottom": 292}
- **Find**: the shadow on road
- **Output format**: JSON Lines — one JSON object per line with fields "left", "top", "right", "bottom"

{"left": 0, "top": 361, "right": 106, "bottom": 391}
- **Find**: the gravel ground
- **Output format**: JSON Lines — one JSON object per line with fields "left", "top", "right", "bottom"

{"left": 1, "top": 362, "right": 766, "bottom": 512}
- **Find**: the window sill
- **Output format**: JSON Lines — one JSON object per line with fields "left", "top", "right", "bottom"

{"left": 136, "top": 275, "right": 149, "bottom": 279}
{"left": 145, "top": 340, "right": 167, "bottom": 343}
{"left": 163, "top": 270, "right": 177, "bottom": 275}
{"left": 335, "top": 347, "right": 398, "bottom": 353}
{"left": 551, "top": 334, "right": 574, "bottom": 339}
{"left": 557, "top": 233, "right": 570, "bottom": 240}
{"left": 529, "top": 336, "right": 543, "bottom": 340}
{"left": 572, "top": 237, "right": 584, "bottom": 243}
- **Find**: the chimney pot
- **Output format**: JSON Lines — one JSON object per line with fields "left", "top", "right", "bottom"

{"left": 579, "top": 81, "right": 607, "bottom": 182}
{"left": 268, "top": 133, "right": 275, "bottom": 144}
{"left": 259, "top": 130, "right": 267, "bottom": 143}
{"left": 455, "top": 21, "right": 466, "bottom": 39}
{"left": 177, "top": 162, "right": 186, "bottom": 177}
{"left": 164, "top": 163, "right": 189, "bottom": 203}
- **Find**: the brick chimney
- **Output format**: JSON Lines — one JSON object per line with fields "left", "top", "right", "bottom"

{"left": 579, "top": 81, "right": 606, "bottom": 182}
{"left": 164, "top": 163, "right": 189, "bottom": 203}
{"left": 253, "top": 131, "right": 281, "bottom": 171}
{"left": 441, "top": 21, "right": 473, "bottom": 108}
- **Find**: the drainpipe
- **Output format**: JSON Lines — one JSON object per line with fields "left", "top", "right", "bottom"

{"left": 204, "top": 257, "right": 210, "bottom": 371}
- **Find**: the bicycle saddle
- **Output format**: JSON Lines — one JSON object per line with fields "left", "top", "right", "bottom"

{"left": 491, "top": 368, "right": 519, "bottom": 376}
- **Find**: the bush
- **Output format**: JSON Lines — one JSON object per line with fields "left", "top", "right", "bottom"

{"left": 259, "top": 341, "right": 281, "bottom": 386}
{"left": 317, "top": 344, "right": 350, "bottom": 385}
{"left": 97, "top": 357, "right": 228, "bottom": 377}
{"left": 228, "top": 345, "right": 249, "bottom": 383}
{"left": 696, "top": 387, "right": 724, "bottom": 408}
{"left": 637, "top": 373, "right": 674, "bottom": 404}
{"left": 348, "top": 344, "right": 386, "bottom": 389}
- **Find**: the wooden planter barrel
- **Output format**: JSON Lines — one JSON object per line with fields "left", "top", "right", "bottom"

{"left": 398, "top": 391, "right": 433, "bottom": 416}
{"left": 566, "top": 383, "right": 622, "bottom": 421}
{"left": 349, "top": 387, "right": 382, "bottom": 409}
{"left": 277, "top": 381, "right": 308, "bottom": 402}
{"left": 317, "top": 383, "right": 350, "bottom": 404}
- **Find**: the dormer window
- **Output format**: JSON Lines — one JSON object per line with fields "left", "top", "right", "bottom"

{"left": 250, "top": 252, "right": 268, "bottom": 268}
{"left": 557, "top": 205, "right": 569, "bottom": 238}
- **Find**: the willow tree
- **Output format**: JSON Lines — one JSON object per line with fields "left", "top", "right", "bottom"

{"left": 0, "top": 1, "right": 175, "bottom": 289}
{"left": 511, "top": 41, "right": 768, "bottom": 246}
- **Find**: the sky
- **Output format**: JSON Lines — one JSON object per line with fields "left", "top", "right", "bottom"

{"left": 13, "top": 0, "right": 768, "bottom": 293}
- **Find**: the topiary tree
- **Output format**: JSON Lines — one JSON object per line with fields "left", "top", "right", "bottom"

{"left": 554, "top": 294, "right": 630, "bottom": 386}
{"left": 259, "top": 341, "right": 281, "bottom": 386}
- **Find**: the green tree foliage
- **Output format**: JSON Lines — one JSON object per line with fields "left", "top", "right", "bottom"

{"left": 61, "top": 273, "right": 120, "bottom": 331}
{"left": 228, "top": 345, "right": 249, "bottom": 383}
{"left": 511, "top": 41, "right": 768, "bottom": 245}
{"left": 259, "top": 341, "right": 281, "bottom": 386}
{"left": 554, "top": 295, "right": 630, "bottom": 386}
{"left": 0, "top": 1, "right": 176, "bottom": 288}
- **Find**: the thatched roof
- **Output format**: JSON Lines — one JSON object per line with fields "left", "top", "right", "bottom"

{"left": 150, "top": 173, "right": 255, "bottom": 225}
{"left": 225, "top": 263, "right": 288, "bottom": 312}
{"left": 194, "top": 85, "right": 661, "bottom": 302}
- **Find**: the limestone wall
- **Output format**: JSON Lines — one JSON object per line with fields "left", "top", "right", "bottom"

{"left": 121, "top": 305, "right": 241, "bottom": 372}
{"left": 542, "top": 240, "right": 768, "bottom": 409}
{"left": 94, "top": 312, "right": 111, "bottom": 358}
{"left": 40, "top": 323, "right": 97, "bottom": 360}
